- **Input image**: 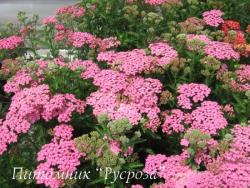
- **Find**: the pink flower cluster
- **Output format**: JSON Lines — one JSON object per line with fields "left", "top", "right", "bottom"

{"left": 69, "top": 32, "right": 97, "bottom": 48}
{"left": 177, "top": 83, "right": 211, "bottom": 109}
{"left": 0, "top": 85, "right": 50, "bottom": 155}
{"left": 149, "top": 42, "right": 178, "bottom": 67}
{"left": 145, "top": 124, "right": 250, "bottom": 187}
{"left": 144, "top": 153, "right": 190, "bottom": 183}
{"left": 0, "top": 80, "right": 86, "bottom": 155}
{"left": 87, "top": 69, "right": 162, "bottom": 131}
{"left": 69, "top": 60, "right": 101, "bottom": 79}
{"left": 97, "top": 49, "right": 153, "bottom": 75}
{"left": 186, "top": 34, "right": 212, "bottom": 50}
{"left": 56, "top": 5, "right": 85, "bottom": 18}
{"left": 4, "top": 69, "right": 35, "bottom": 94}
{"left": 144, "top": 0, "right": 167, "bottom": 5}
{"left": 0, "top": 35, "right": 23, "bottom": 50}
{"left": 202, "top": 9, "right": 224, "bottom": 27}
{"left": 162, "top": 109, "right": 186, "bottom": 134}
{"left": 68, "top": 32, "right": 120, "bottom": 50}
{"left": 42, "top": 93, "right": 86, "bottom": 123}
{"left": 190, "top": 101, "right": 228, "bottom": 135}
{"left": 204, "top": 41, "right": 240, "bottom": 60}
{"left": 231, "top": 64, "right": 250, "bottom": 91}
{"left": 35, "top": 124, "right": 84, "bottom": 188}
{"left": 42, "top": 16, "right": 57, "bottom": 25}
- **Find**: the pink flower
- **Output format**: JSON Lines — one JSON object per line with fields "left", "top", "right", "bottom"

{"left": 177, "top": 83, "right": 211, "bottom": 109}
{"left": 190, "top": 101, "right": 228, "bottom": 135}
{"left": 202, "top": 9, "right": 224, "bottom": 27}
{"left": 35, "top": 125, "right": 84, "bottom": 188}
{"left": 0, "top": 35, "right": 23, "bottom": 50}
{"left": 56, "top": 5, "right": 85, "bottom": 18}
{"left": 42, "top": 16, "right": 57, "bottom": 25}
{"left": 144, "top": 0, "right": 167, "bottom": 5}
{"left": 181, "top": 139, "right": 189, "bottom": 147}
{"left": 149, "top": 42, "right": 178, "bottom": 67}
{"left": 109, "top": 140, "right": 121, "bottom": 155}
{"left": 205, "top": 41, "right": 240, "bottom": 60}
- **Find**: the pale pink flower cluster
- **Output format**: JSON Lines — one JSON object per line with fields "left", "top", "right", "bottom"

{"left": 131, "top": 185, "right": 144, "bottom": 188}
{"left": 87, "top": 70, "right": 162, "bottom": 131}
{"left": 205, "top": 41, "right": 240, "bottom": 60}
{"left": 42, "top": 16, "right": 57, "bottom": 25}
{"left": 35, "top": 124, "right": 84, "bottom": 188}
{"left": 144, "top": 0, "right": 167, "bottom": 5}
{"left": 0, "top": 35, "right": 23, "bottom": 50}
{"left": 190, "top": 101, "right": 228, "bottom": 135}
{"left": 177, "top": 83, "right": 211, "bottom": 109}
{"left": 56, "top": 5, "right": 85, "bottom": 18}
{"left": 202, "top": 9, "right": 224, "bottom": 27}
{"left": 149, "top": 42, "right": 178, "bottom": 67}
{"left": 97, "top": 49, "right": 153, "bottom": 75}
{"left": 109, "top": 140, "right": 121, "bottom": 155}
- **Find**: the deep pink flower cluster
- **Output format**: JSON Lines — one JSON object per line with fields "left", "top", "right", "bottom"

{"left": 0, "top": 35, "right": 23, "bottom": 50}
{"left": 177, "top": 83, "right": 211, "bottom": 109}
{"left": 56, "top": 5, "right": 85, "bottom": 18}
{"left": 204, "top": 41, "right": 240, "bottom": 60}
{"left": 35, "top": 124, "right": 84, "bottom": 188}
{"left": 189, "top": 101, "right": 228, "bottom": 135}
{"left": 87, "top": 70, "right": 162, "bottom": 131}
{"left": 149, "top": 42, "right": 178, "bottom": 67}
{"left": 202, "top": 9, "right": 224, "bottom": 27}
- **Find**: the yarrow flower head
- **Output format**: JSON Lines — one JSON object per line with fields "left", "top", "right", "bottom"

{"left": 149, "top": 42, "right": 178, "bottom": 67}
{"left": 144, "top": 0, "right": 167, "bottom": 5}
{"left": 202, "top": 9, "right": 224, "bottom": 27}
{"left": 35, "top": 124, "right": 84, "bottom": 188}
{"left": 42, "top": 16, "right": 57, "bottom": 25}
{"left": 98, "top": 49, "right": 153, "bottom": 75}
{"left": 177, "top": 83, "right": 211, "bottom": 109}
{"left": 205, "top": 41, "right": 240, "bottom": 60}
{"left": 56, "top": 5, "right": 85, "bottom": 18}
{"left": 162, "top": 109, "right": 186, "bottom": 134}
{"left": 189, "top": 101, "right": 228, "bottom": 135}
{"left": 0, "top": 35, "right": 23, "bottom": 50}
